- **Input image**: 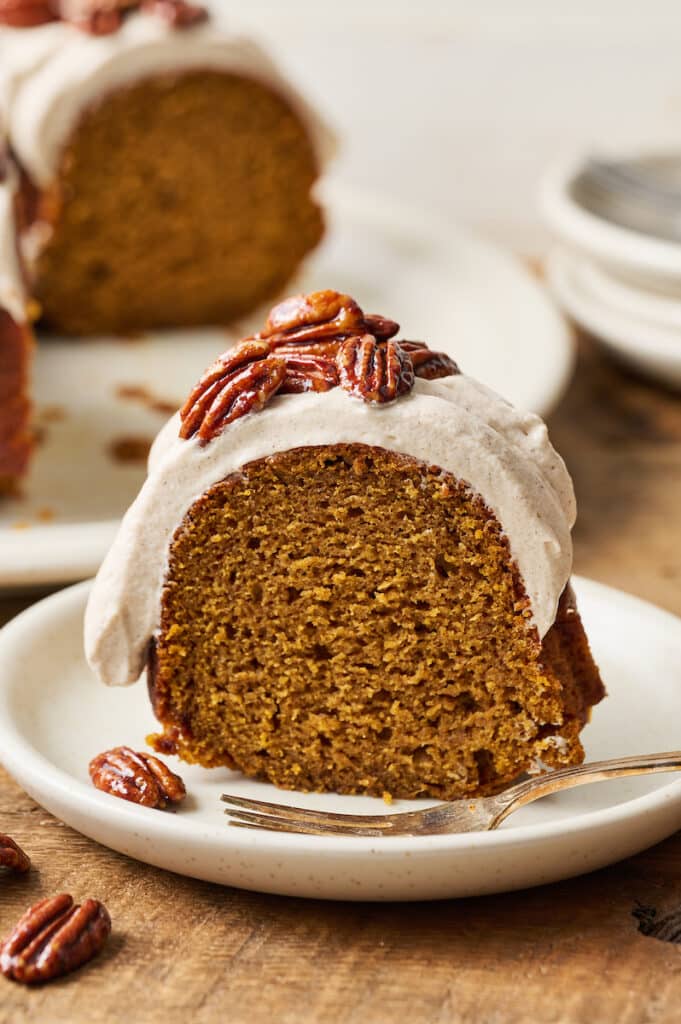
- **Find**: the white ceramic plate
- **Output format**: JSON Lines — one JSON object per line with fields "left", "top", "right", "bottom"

{"left": 540, "top": 151, "right": 681, "bottom": 291}
{"left": 547, "top": 247, "right": 681, "bottom": 388}
{"left": 579, "top": 257, "right": 681, "bottom": 332}
{"left": 1, "top": 576, "right": 681, "bottom": 902}
{"left": 0, "top": 182, "right": 573, "bottom": 588}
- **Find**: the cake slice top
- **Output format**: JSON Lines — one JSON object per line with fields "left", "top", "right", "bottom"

{"left": 0, "top": 1, "right": 335, "bottom": 188}
{"left": 85, "top": 289, "right": 576, "bottom": 688}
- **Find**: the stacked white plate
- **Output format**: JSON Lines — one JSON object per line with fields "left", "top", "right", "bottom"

{"left": 541, "top": 151, "right": 681, "bottom": 387}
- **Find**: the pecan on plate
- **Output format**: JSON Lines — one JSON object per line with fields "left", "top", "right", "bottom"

{"left": 0, "top": 893, "right": 111, "bottom": 985}
{"left": 0, "top": 833, "right": 30, "bottom": 874}
{"left": 399, "top": 341, "right": 460, "bottom": 380}
{"left": 337, "top": 335, "right": 414, "bottom": 404}
{"left": 89, "top": 746, "right": 186, "bottom": 809}
{"left": 0, "top": 0, "right": 57, "bottom": 26}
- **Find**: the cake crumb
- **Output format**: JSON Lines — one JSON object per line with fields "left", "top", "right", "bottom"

{"left": 116, "top": 383, "right": 178, "bottom": 416}
{"left": 108, "top": 435, "right": 152, "bottom": 464}
{"left": 382, "top": 791, "right": 393, "bottom": 805}
{"left": 32, "top": 425, "right": 48, "bottom": 447}
{"left": 115, "top": 331, "right": 147, "bottom": 344}
{"left": 37, "top": 404, "right": 67, "bottom": 423}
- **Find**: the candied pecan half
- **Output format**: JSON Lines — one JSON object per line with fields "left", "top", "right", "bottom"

{"left": 195, "top": 357, "right": 286, "bottom": 444}
{"left": 89, "top": 746, "right": 186, "bottom": 809}
{"left": 141, "top": 0, "right": 206, "bottom": 25}
{"left": 279, "top": 352, "right": 339, "bottom": 394}
{"left": 0, "top": 893, "right": 111, "bottom": 985}
{"left": 57, "top": 0, "right": 133, "bottom": 33}
{"left": 399, "top": 341, "right": 460, "bottom": 380}
{"left": 337, "top": 335, "right": 414, "bottom": 404}
{"left": 46, "top": 0, "right": 207, "bottom": 32}
{"left": 179, "top": 338, "right": 272, "bottom": 439}
{"left": 0, "top": 0, "right": 57, "bottom": 26}
{"left": 272, "top": 339, "right": 342, "bottom": 359}
{"left": 363, "top": 314, "right": 400, "bottom": 341}
{"left": 263, "top": 290, "right": 367, "bottom": 346}
{"left": 0, "top": 834, "right": 30, "bottom": 874}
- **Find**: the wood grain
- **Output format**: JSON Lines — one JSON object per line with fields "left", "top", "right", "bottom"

{"left": 2, "top": 337, "right": 681, "bottom": 1023}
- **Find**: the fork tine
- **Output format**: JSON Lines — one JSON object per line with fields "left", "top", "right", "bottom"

{"left": 228, "top": 819, "right": 370, "bottom": 838}
{"left": 226, "top": 808, "right": 392, "bottom": 837}
{"left": 220, "top": 792, "right": 407, "bottom": 829}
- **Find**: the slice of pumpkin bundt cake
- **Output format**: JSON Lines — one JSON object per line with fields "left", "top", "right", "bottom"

{"left": 85, "top": 289, "right": 604, "bottom": 800}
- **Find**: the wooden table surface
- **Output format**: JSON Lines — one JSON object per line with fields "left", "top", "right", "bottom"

{"left": 2, "top": 336, "right": 681, "bottom": 1024}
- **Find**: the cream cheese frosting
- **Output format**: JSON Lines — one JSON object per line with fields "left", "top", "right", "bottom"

{"left": 84, "top": 374, "right": 576, "bottom": 687}
{"left": 0, "top": 156, "right": 26, "bottom": 323}
{"left": 0, "top": 8, "right": 335, "bottom": 188}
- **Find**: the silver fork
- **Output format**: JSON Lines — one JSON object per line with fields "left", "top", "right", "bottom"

{"left": 221, "top": 751, "right": 681, "bottom": 837}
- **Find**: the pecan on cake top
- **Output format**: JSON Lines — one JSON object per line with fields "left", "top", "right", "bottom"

{"left": 179, "top": 289, "right": 459, "bottom": 444}
{"left": 0, "top": 0, "right": 207, "bottom": 32}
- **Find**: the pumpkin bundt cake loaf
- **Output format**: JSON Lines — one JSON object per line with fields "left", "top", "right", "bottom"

{"left": 0, "top": 0, "right": 331, "bottom": 335}
{"left": 0, "top": 148, "right": 32, "bottom": 494}
{"left": 85, "top": 289, "right": 604, "bottom": 800}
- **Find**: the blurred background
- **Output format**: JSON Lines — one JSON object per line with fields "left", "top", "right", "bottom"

{"left": 230, "top": 0, "right": 681, "bottom": 256}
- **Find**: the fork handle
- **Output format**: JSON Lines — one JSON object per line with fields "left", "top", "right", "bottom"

{"left": 490, "top": 750, "right": 681, "bottom": 828}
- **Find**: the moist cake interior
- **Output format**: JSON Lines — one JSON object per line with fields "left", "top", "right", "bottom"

{"left": 149, "top": 444, "right": 603, "bottom": 799}
{"left": 26, "top": 71, "right": 324, "bottom": 335}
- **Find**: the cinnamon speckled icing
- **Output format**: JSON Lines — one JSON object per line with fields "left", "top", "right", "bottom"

{"left": 0, "top": 157, "right": 26, "bottom": 322}
{"left": 84, "top": 375, "right": 576, "bottom": 687}
{"left": 0, "top": 7, "right": 335, "bottom": 188}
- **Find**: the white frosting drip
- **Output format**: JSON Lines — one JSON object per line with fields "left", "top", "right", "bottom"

{"left": 0, "top": 161, "right": 26, "bottom": 322}
{"left": 84, "top": 375, "right": 576, "bottom": 687}
{"left": 0, "top": 9, "right": 335, "bottom": 188}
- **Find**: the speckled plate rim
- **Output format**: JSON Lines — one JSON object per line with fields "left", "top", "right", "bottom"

{"left": 1, "top": 575, "right": 681, "bottom": 900}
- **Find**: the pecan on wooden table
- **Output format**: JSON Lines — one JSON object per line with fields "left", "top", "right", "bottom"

{"left": 0, "top": 833, "right": 30, "bottom": 874}
{"left": 0, "top": 893, "right": 111, "bottom": 985}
